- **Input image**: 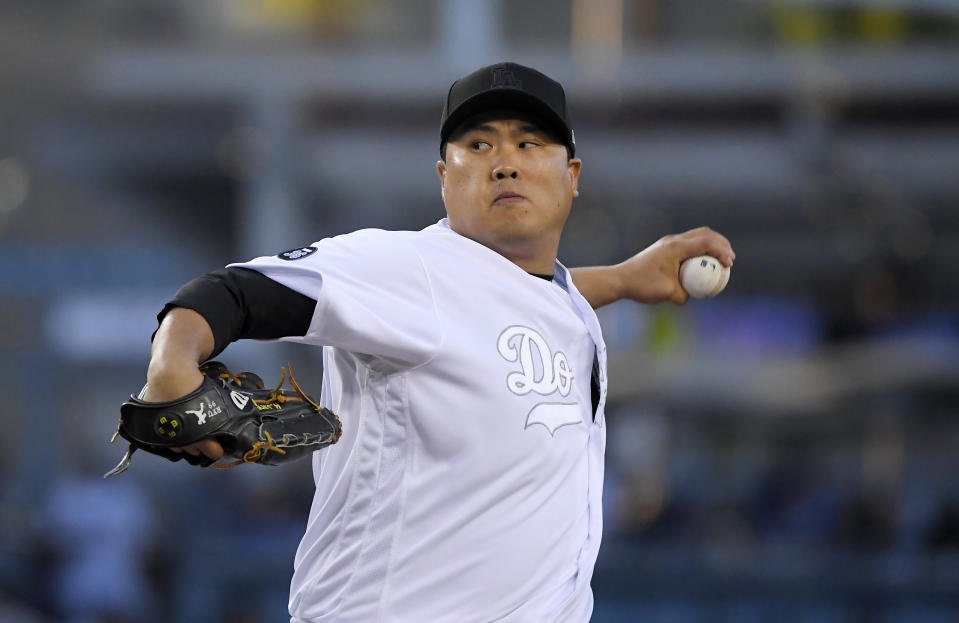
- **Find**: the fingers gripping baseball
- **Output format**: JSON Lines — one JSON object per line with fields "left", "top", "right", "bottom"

{"left": 618, "top": 227, "right": 735, "bottom": 305}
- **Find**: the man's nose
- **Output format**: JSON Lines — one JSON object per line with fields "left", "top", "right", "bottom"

{"left": 492, "top": 164, "right": 519, "bottom": 180}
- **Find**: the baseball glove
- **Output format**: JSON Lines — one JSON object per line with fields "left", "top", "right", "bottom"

{"left": 104, "top": 361, "right": 342, "bottom": 478}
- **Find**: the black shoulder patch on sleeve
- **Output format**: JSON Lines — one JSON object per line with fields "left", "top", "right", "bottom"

{"left": 278, "top": 246, "right": 317, "bottom": 261}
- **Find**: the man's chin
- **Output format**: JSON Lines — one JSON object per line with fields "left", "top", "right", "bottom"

{"left": 488, "top": 222, "right": 561, "bottom": 254}
{"left": 449, "top": 211, "right": 564, "bottom": 250}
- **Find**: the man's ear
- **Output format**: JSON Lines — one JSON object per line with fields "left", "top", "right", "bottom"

{"left": 568, "top": 158, "right": 582, "bottom": 198}
{"left": 436, "top": 160, "right": 447, "bottom": 201}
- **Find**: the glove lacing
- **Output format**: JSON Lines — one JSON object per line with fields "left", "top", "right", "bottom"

{"left": 211, "top": 363, "right": 319, "bottom": 470}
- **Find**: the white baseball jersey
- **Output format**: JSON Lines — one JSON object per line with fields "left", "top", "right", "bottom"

{"left": 230, "top": 218, "right": 608, "bottom": 622}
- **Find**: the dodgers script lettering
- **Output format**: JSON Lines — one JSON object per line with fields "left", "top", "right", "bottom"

{"left": 497, "top": 326, "right": 573, "bottom": 397}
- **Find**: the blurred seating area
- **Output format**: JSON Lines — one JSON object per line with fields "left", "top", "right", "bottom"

{"left": 0, "top": 1, "right": 957, "bottom": 621}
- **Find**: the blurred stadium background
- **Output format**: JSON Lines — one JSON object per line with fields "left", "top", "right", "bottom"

{"left": 1, "top": 1, "right": 958, "bottom": 622}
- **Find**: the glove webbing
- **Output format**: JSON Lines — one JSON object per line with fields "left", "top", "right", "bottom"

{"left": 211, "top": 364, "right": 321, "bottom": 470}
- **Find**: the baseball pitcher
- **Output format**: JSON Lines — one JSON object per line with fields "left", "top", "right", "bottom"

{"left": 109, "top": 62, "right": 735, "bottom": 622}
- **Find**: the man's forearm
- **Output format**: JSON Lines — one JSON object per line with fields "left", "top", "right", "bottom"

{"left": 145, "top": 307, "right": 215, "bottom": 402}
{"left": 569, "top": 265, "right": 624, "bottom": 309}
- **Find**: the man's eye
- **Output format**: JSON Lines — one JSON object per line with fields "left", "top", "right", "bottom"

{"left": 472, "top": 141, "right": 491, "bottom": 150}
{"left": 519, "top": 141, "right": 539, "bottom": 149}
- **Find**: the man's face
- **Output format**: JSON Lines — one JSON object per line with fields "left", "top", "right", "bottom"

{"left": 436, "top": 113, "right": 581, "bottom": 271}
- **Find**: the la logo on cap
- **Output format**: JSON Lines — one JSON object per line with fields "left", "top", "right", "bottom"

{"left": 490, "top": 66, "right": 521, "bottom": 89}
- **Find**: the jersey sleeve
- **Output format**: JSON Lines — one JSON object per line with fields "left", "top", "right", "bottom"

{"left": 229, "top": 229, "right": 443, "bottom": 367}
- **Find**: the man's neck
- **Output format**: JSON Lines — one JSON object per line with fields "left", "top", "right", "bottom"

{"left": 445, "top": 218, "right": 559, "bottom": 274}
{"left": 509, "top": 255, "right": 556, "bottom": 275}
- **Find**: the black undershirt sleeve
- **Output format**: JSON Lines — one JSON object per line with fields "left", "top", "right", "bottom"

{"left": 156, "top": 267, "right": 317, "bottom": 359}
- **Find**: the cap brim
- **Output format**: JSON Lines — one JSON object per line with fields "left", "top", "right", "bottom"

{"left": 440, "top": 88, "right": 573, "bottom": 156}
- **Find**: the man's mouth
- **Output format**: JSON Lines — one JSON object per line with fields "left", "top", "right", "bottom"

{"left": 493, "top": 192, "right": 525, "bottom": 205}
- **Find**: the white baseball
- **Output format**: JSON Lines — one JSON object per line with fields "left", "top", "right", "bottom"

{"left": 679, "top": 255, "right": 730, "bottom": 299}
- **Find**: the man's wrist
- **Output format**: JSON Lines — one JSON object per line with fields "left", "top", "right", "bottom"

{"left": 609, "top": 261, "right": 629, "bottom": 303}
{"left": 145, "top": 358, "right": 204, "bottom": 402}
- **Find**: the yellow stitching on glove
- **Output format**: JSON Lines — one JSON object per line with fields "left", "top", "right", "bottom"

{"left": 287, "top": 363, "right": 322, "bottom": 411}
{"left": 110, "top": 419, "right": 122, "bottom": 443}
{"left": 211, "top": 431, "right": 287, "bottom": 470}
{"left": 251, "top": 365, "right": 303, "bottom": 405}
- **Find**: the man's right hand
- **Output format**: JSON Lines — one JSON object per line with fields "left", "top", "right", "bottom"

{"left": 169, "top": 439, "right": 225, "bottom": 461}
{"left": 142, "top": 307, "right": 224, "bottom": 461}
